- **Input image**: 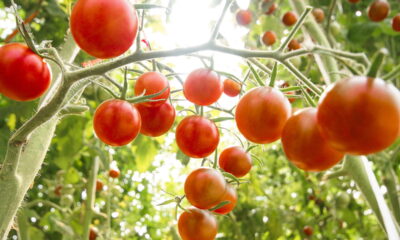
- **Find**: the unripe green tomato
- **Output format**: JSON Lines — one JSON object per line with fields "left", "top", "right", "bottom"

{"left": 60, "top": 194, "right": 74, "bottom": 207}
{"left": 330, "top": 22, "right": 342, "bottom": 38}
{"left": 83, "top": 84, "right": 95, "bottom": 98}
{"left": 61, "top": 184, "right": 75, "bottom": 195}
{"left": 335, "top": 192, "right": 350, "bottom": 209}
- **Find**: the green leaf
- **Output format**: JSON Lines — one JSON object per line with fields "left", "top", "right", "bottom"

{"left": 176, "top": 149, "right": 190, "bottom": 166}
{"left": 132, "top": 135, "right": 158, "bottom": 172}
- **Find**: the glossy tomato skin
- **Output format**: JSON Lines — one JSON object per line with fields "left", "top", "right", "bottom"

{"left": 176, "top": 116, "right": 219, "bottom": 158}
{"left": 184, "top": 69, "right": 222, "bottom": 106}
{"left": 392, "top": 14, "right": 400, "bottom": 32}
{"left": 93, "top": 100, "right": 141, "bottom": 146}
{"left": 235, "top": 87, "right": 292, "bottom": 144}
{"left": 184, "top": 168, "right": 227, "bottom": 209}
{"left": 282, "top": 11, "right": 298, "bottom": 26}
{"left": 0, "top": 43, "right": 51, "bottom": 101}
{"left": 236, "top": 10, "right": 252, "bottom": 26}
{"left": 219, "top": 146, "right": 252, "bottom": 178}
{"left": 70, "top": 0, "right": 138, "bottom": 59}
{"left": 317, "top": 76, "right": 400, "bottom": 155}
{"left": 135, "top": 72, "right": 170, "bottom": 107}
{"left": 135, "top": 102, "right": 175, "bottom": 137}
{"left": 368, "top": 0, "right": 390, "bottom": 22}
{"left": 223, "top": 79, "right": 241, "bottom": 97}
{"left": 178, "top": 208, "right": 217, "bottom": 240}
{"left": 262, "top": 31, "right": 277, "bottom": 46}
{"left": 212, "top": 185, "right": 237, "bottom": 215}
{"left": 282, "top": 108, "right": 344, "bottom": 171}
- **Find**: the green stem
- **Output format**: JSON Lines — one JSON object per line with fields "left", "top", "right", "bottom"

{"left": 209, "top": 0, "right": 233, "bottom": 41}
{"left": 269, "top": 62, "right": 278, "bottom": 87}
{"left": 366, "top": 49, "right": 388, "bottom": 78}
{"left": 382, "top": 64, "right": 400, "bottom": 81}
{"left": 383, "top": 167, "right": 400, "bottom": 225}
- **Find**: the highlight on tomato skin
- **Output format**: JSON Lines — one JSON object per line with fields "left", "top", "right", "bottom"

{"left": 134, "top": 72, "right": 170, "bottom": 108}
{"left": 317, "top": 76, "right": 400, "bottom": 155}
{"left": 0, "top": 43, "right": 51, "bottom": 101}
{"left": 219, "top": 146, "right": 252, "bottom": 178}
{"left": 212, "top": 184, "right": 237, "bottom": 215}
{"left": 178, "top": 208, "right": 218, "bottom": 240}
{"left": 135, "top": 102, "right": 176, "bottom": 137}
{"left": 184, "top": 168, "right": 227, "bottom": 210}
{"left": 281, "top": 108, "right": 344, "bottom": 172}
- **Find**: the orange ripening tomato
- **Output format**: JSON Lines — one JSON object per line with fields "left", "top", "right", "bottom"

{"left": 303, "top": 226, "right": 313, "bottom": 236}
{"left": 178, "top": 208, "right": 217, "bottom": 240}
{"left": 212, "top": 185, "right": 237, "bottom": 215}
{"left": 0, "top": 43, "right": 51, "bottom": 101}
{"left": 184, "top": 168, "right": 227, "bottom": 209}
{"left": 317, "top": 76, "right": 400, "bottom": 155}
{"left": 235, "top": 87, "right": 292, "bottom": 144}
{"left": 136, "top": 102, "right": 175, "bottom": 137}
{"left": 219, "top": 146, "right": 252, "bottom": 178}
{"left": 236, "top": 10, "right": 252, "bottom": 26}
{"left": 184, "top": 68, "right": 223, "bottom": 106}
{"left": 93, "top": 100, "right": 141, "bottom": 146}
{"left": 96, "top": 180, "right": 104, "bottom": 192}
{"left": 392, "top": 14, "right": 400, "bottom": 32}
{"left": 262, "top": 31, "right": 277, "bottom": 46}
{"left": 135, "top": 72, "right": 170, "bottom": 108}
{"left": 108, "top": 169, "right": 120, "bottom": 178}
{"left": 281, "top": 108, "right": 344, "bottom": 171}
{"left": 176, "top": 116, "right": 219, "bottom": 158}
{"left": 368, "top": 0, "right": 390, "bottom": 22}
{"left": 70, "top": 0, "right": 138, "bottom": 58}
{"left": 266, "top": 3, "right": 277, "bottom": 15}
{"left": 312, "top": 8, "right": 325, "bottom": 23}
{"left": 223, "top": 79, "right": 241, "bottom": 97}
{"left": 288, "top": 39, "right": 301, "bottom": 51}
{"left": 282, "top": 11, "right": 298, "bottom": 26}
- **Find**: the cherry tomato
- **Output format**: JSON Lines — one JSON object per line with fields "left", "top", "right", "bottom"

{"left": 89, "top": 227, "right": 98, "bottom": 240}
{"left": 317, "top": 76, "right": 400, "bottom": 155}
{"left": 282, "top": 108, "right": 344, "bottom": 171}
{"left": 312, "top": 8, "right": 325, "bottom": 23}
{"left": 70, "top": 0, "right": 138, "bottom": 58}
{"left": 265, "top": 2, "right": 277, "bottom": 15}
{"left": 212, "top": 185, "right": 237, "bottom": 215}
{"left": 178, "top": 208, "right": 217, "bottom": 240}
{"left": 223, "top": 79, "right": 241, "bottom": 97}
{"left": 368, "top": 0, "right": 390, "bottom": 22}
{"left": 96, "top": 180, "right": 104, "bottom": 192}
{"left": 282, "top": 11, "right": 298, "bottom": 26}
{"left": 288, "top": 39, "right": 301, "bottom": 51}
{"left": 303, "top": 226, "right": 313, "bottom": 236}
{"left": 0, "top": 43, "right": 51, "bottom": 101}
{"left": 93, "top": 100, "right": 141, "bottom": 146}
{"left": 134, "top": 72, "right": 170, "bottom": 108}
{"left": 184, "top": 168, "right": 226, "bottom": 209}
{"left": 184, "top": 69, "right": 223, "bottom": 106}
{"left": 108, "top": 169, "right": 120, "bottom": 178}
{"left": 262, "top": 31, "right": 277, "bottom": 46}
{"left": 235, "top": 87, "right": 292, "bottom": 144}
{"left": 219, "top": 146, "right": 252, "bottom": 178}
{"left": 348, "top": 0, "right": 360, "bottom": 3}
{"left": 392, "top": 14, "right": 400, "bottom": 32}
{"left": 236, "top": 10, "right": 252, "bottom": 26}
{"left": 54, "top": 186, "right": 62, "bottom": 197}
{"left": 135, "top": 102, "right": 175, "bottom": 137}
{"left": 176, "top": 116, "right": 219, "bottom": 158}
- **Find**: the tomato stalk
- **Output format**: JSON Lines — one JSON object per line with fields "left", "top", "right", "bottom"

{"left": 366, "top": 49, "right": 388, "bottom": 78}
{"left": 209, "top": 0, "right": 234, "bottom": 41}
{"left": 382, "top": 64, "right": 400, "bottom": 82}
{"left": 268, "top": 62, "right": 278, "bottom": 87}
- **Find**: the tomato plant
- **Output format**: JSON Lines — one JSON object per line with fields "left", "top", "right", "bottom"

{"left": 303, "top": 226, "right": 313, "bottom": 236}
{"left": 288, "top": 39, "right": 301, "bottom": 50}
{"left": 134, "top": 72, "right": 170, "bottom": 108}
{"left": 219, "top": 146, "right": 252, "bottom": 177}
{"left": 178, "top": 208, "right": 217, "bottom": 240}
{"left": 367, "top": 0, "right": 390, "bottom": 22}
{"left": 393, "top": 14, "right": 400, "bottom": 32}
{"left": 212, "top": 184, "right": 237, "bottom": 215}
{"left": 262, "top": 30, "right": 277, "bottom": 46}
{"left": 223, "top": 78, "right": 241, "bottom": 97}
{"left": 312, "top": 8, "right": 325, "bottom": 23}
{"left": 282, "top": 11, "right": 298, "bottom": 27}
{"left": 108, "top": 169, "right": 120, "bottom": 178}
{"left": 236, "top": 9, "right": 252, "bottom": 26}
{"left": 135, "top": 102, "right": 176, "bottom": 137}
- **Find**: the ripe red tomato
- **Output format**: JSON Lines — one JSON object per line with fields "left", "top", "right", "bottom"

{"left": 176, "top": 116, "right": 219, "bottom": 158}
{"left": 282, "top": 11, "right": 298, "bottom": 26}
{"left": 89, "top": 227, "right": 98, "bottom": 240}
{"left": 281, "top": 108, "right": 344, "bottom": 171}
{"left": 235, "top": 87, "right": 292, "bottom": 144}
{"left": 317, "top": 76, "right": 400, "bottom": 155}
{"left": 223, "top": 79, "right": 241, "bottom": 97}
{"left": 212, "top": 185, "right": 237, "bottom": 215}
{"left": 93, "top": 100, "right": 141, "bottom": 146}
{"left": 312, "top": 8, "right": 325, "bottom": 23}
{"left": 288, "top": 39, "right": 301, "bottom": 51}
{"left": 236, "top": 10, "right": 252, "bottom": 26}
{"left": 135, "top": 72, "right": 170, "bottom": 108}
{"left": 135, "top": 102, "right": 175, "bottom": 137}
{"left": 96, "top": 180, "right": 104, "bottom": 192}
{"left": 184, "top": 69, "right": 222, "bottom": 106}
{"left": 262, "top": 31, "right": 277, "bottom": 46}
{"left": 178, "top": 208, "right": 217, "bottom": 240}
{"left": 54, "top": 186, "right": 62, "bottom": 197}
{"left": 303, "top": 226, "right": 313, "bottom": 236}
{"left": 108, "top": 169, "right": 120, "bottom": 178}
{"left": 348, "top": 0, "right": 360, "bottom": 3}
{"left": 184, "top": 168, "right": 226, "bottom": 209}
{"left": 392, "top": 14, "right": 400, "bottom": 32}
{"left": 0, "top": 43, "right": 51, "bottom": 101}
{"left": 70, "top": 0, "right": 138, "bottom": 59}
{"left": 368, "top": 0, "right": 390, "bottom": 22}
{"left": 219, "top": 146, "right": 252, "bottom": 178}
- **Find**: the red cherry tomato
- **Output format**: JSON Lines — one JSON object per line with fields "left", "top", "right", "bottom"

{"left": 282, "top": 108, "right": 344, "bottom": 171}
{"left": 235, "top": 87, "right": 292, "bottom": 144}
{"left": 303, "top": 226, "right": 313, "bottom": 236}
{"left": 0, "top": 43, "right": 51, "bottom": 101}
{"left": 108, "top": 169, "right": 120, "bottom": 178}
{"left": 312, "top": 8, "right": 325, "bottom": 23}
{"left": 89, "top": 227, "right": 98, "bottom": 240}
{"left": 54, "top": 186, "right": 62, "bottom": 197}
{"left": 96, "top": 180, "right": 104, "bottom": 192}
{"left": 282, "top": 11, "right": 298, "bottom": 26}
{"left": 93, "top": 100, "right": 141, "bottom": 146}
{"left": 184, "top": 69, "right": 222, "bottom": 106}
{"left": 178, "top": 208, "right": 217, "bottom": 240}
{"left": 136, "top": 102, "right": 175, "bottom": 137}
{"left": 219, "top": 146, "right": 252, "bottom": 178}
{"left": 317, "top": 76, "right": 400, "bottom": 155}
{"left": 368, "top": 0, "right": 390, "bottom": 22}
{"left": 135, "top": 72, "right": 170, "bottom": 108}
{"left": 265, "top": 2, "right": 277, "bottom": 15}
{"left": 212, "top": 185, "right": 237, "bottom": 215}
{"left": 184, "top": 168, "right": 226, "bottom": 209}
{"left": 288, "top": 39, "right": 301, "bottom": 51}
{"left": 262, "top": 31, "right": 277, "bottom": 46}
{"left": 176, "top": 116, "right": 219, "bottom": 158}
{"left": 70, "top": 0, "right": 138, "bottom": 58}
{"left": 392, "top": 14, "right": 400, "bottom": 32}
{"left": 223, "top": 79, "right": 241, "bottom": 97}
{"left": 236, "top": 10, "right": 252, "bottom": 26}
